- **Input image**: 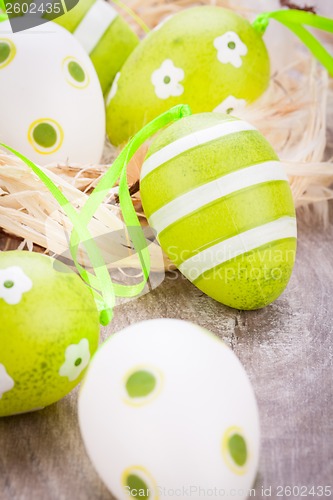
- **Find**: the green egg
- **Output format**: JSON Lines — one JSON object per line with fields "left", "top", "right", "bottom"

{"left": 54, "top": 0, "right": 139, "bottom": 94}
{"left": 106, "top": 6, "right": 270, "bottom": 145}
{"left": 0, "top": 251, "right": 100, "bottom": 417}
{"left": 140, "top": 113, "right": 297, "bottom": 310}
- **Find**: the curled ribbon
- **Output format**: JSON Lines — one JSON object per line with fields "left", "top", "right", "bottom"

{"left": 253, "top": 9, "right": 333, "bottom": 76}
{"left": 1, "top": 104, "right": 192, "bottom": 325}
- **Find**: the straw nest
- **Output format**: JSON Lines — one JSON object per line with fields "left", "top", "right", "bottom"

{"left": 0, "top": 0, "right": 332, "bottom": 273}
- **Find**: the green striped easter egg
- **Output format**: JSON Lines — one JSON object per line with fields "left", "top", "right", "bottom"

{"left": 140, "top": 113, "right": 297, "bottom": 310}
{"left": 54, "top": 0, "right": 139, "bottom": 94}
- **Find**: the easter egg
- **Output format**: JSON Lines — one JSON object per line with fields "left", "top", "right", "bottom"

{"left": 0, "top": 21, "right": 105, "bottom": 165}
{"left": 106, "top": 6, "right": 270, "bottom": 145}
{"left": 79, "top": 319, "right": 260, "bottom": 500}
{"left": 0, "top": 251, "right": 100, "bottom": 417}
{"left": 140, "top": 113, "right": 297, "bottom": 310}
{"left": 54, "top": 0, "right": 139, "bottom": 94}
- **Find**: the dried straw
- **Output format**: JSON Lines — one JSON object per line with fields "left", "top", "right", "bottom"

{"left": 0, "top": 150, "right": 170, "bottom": 272}
{"left": 0, "top": 0, "right": 333, "bottom": 271}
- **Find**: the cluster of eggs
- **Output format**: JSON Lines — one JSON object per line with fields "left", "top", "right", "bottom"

{"left": 54, "top": 0, "right": 139, "bottom": 94}
{"left": 0, "top": 5, "right": 303, "bottom": 496}
{"left": 0, "top": 3, "right": 274, "bottom": 162}
{"left": 0, "top": 1, "right": 298, "bottom": 307}
{"left": 0, "top": 250, "right": 260, "bottom": 499}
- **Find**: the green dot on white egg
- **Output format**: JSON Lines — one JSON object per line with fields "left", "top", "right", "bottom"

{"left": 125, "top": 370, "right": 156, "bottom": 399}
{"left": 68, "top": 60, "right": 86, "bottom": 83}
{"left": 228, "top": 433, "right": 248, "bottom": 467}
{"left": 125, "top": 473, "right": 150, "bottom": 499}
{"left": 0, "top": 41, "right": 10, "bottom": 64}
{"left": 32, "top": 123, "right": 58, "bottom": 149}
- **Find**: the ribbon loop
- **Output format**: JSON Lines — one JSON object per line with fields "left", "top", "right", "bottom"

{"left": 253, "top": 9, "right": 333, "bottom": 76}
{"left": 252, "top": 13, "right": 270, "bottom": 36}
{"left": 110, "top": 0, "right": 150, "bottom": 34}
{"left": 0, "top": 104, "right": 192, "bottom": 325}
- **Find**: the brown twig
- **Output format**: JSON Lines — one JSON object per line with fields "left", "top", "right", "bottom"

{"left": 280, "top": 0, "right": 316, "bottom": 14}
{"left": 115, "top": 180, "right": 140, "bottom": 204}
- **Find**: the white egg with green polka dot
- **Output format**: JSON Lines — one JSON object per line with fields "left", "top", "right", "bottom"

{"left": 0, "top": 20, "right": 105, "bottom": 165}
{"left": 79, "top": 319, "right": 260, "bottom": 500}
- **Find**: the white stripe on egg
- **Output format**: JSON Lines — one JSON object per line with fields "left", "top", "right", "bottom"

{"left": 148, "top": 161, "right": 288, "bottom": 234}
{"left": 73, "top": 0, "right": 118, "bottom": 54}
{"left": 178, "top": 216, "right": 297, "bottom": 281}
{"left": 141, "top": 120, "right": 256, "bottom": 181}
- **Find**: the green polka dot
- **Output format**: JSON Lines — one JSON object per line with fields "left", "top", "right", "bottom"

{"left": 126, "top": 474, "right": 150, "bottom": 499}
{"left": 75, "top": 358, "right": 82, "bottom": 367}
{"left": 68, "top": 61, "right": 85, "bottom": 83}
{"left": 126, "top": 370, "right": 156, "bottom": 398}
{"left": 228, "top": 41, "right": 236, "bottom": 49}
{"left": 163, "top": 76, "right": 171, "bottom": 84}
{"left": 4, "top": 280, "right": 14, "bottom": 289}
{"left": 32, "top": 123, "right": 57, "bottom": 148}
{"left": 0, "top": 42, "right": 10, "bottom": 64}
{"left": 228, "top": 433, "right": 247, "bottom": 467}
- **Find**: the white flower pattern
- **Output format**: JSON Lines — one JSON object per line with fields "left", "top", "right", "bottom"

{"left": 214, "top": 32, "right": 248, "bottom": 68}
{"left": 106, "top": 72, "right": 121, "bottom": 105}
{"left": 59, "top": 339, "right": 91, "bottom": 382}
{"left": 0, "top": 364, "right": 14, "bottom": 399}
{"left": 0, "top": 266, "right": 33, "bottom": 305}
{"left": 151, "top": 59, "right": 185, "bottom": 100}
{"left": 214, "top": 95, "right": 247, "bottom": 115}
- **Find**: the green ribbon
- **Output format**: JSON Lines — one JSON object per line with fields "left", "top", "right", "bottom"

{"left": 0, "top": 104, "right": 192, "bottom": 325}
{"left": 253, "top": 9, "right": 333, "bottom": 76}
{"left": 110, "top": 0, "right": 150, "bottom": 34}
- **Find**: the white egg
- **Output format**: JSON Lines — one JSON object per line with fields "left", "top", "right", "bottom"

{"left": 79, "top": 319, "right": 260, "bottom": 500}
{"left": 0, "top": 21, "right": 105, "bottom": 165}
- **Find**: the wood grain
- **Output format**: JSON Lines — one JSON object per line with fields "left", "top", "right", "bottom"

{"left": 0, "top": 211, "right": 332, "bottom": 499}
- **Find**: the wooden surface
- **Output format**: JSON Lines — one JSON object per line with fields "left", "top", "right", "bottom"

{"left": 0, "top": 211, "right": 332, "bottom": 499}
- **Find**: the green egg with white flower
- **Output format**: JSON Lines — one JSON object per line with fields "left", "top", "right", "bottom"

{"left": 106, "top": 6, "right": 270, "bottom": 145}
{"left": 0, "top": 251, "right": 100, "bottom": 417}
{"left": 140, "top": 112, "right": 297, "bottom": 310}
{"left": 54, "top": 0, "right": 139, "bottom": 94}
